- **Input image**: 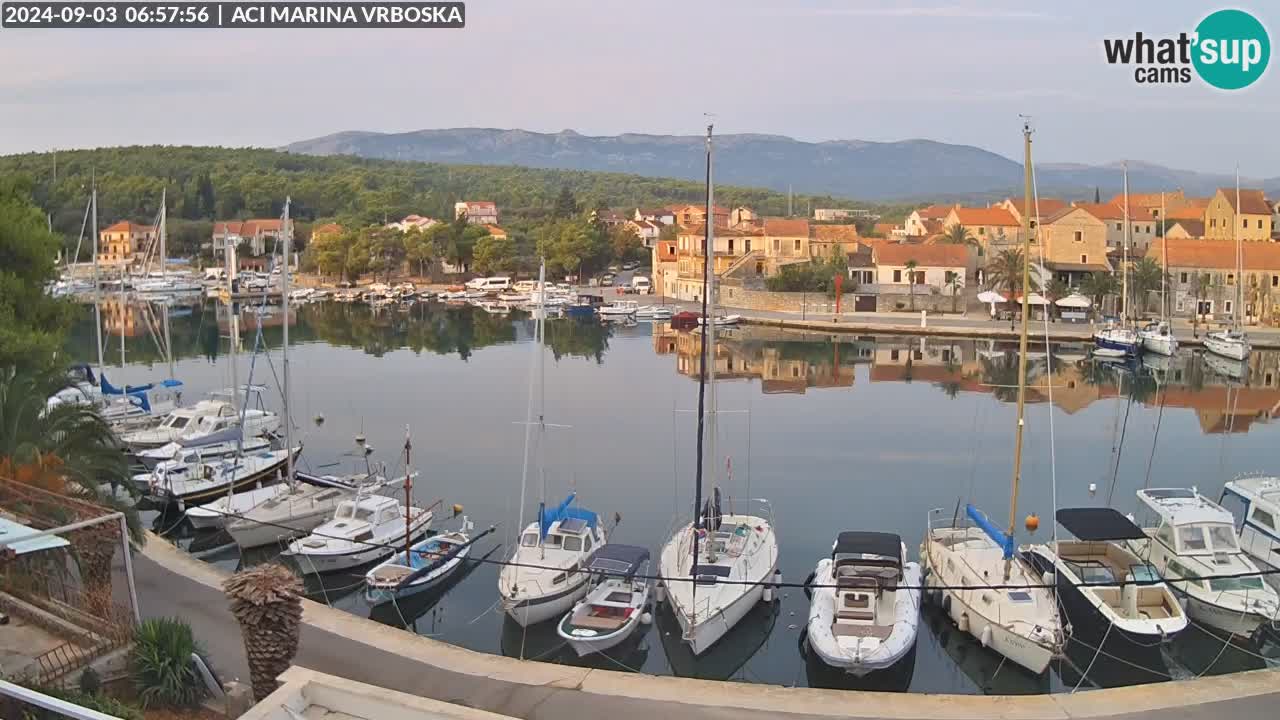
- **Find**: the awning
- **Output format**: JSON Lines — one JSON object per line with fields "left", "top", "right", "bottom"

{"left": 1056, "top": 293, "right": 1092, "bottom": 308}
{"left": 587, "top": 544, "right": 650, "bottom": 577}
{"left": 977, "top": 290, "right": 1006, "bottom": 304}
{"left": 832, "top": 531, "right": 901, "bottom": 560}
{"left": 1056, "top": 507, "right": 1147, "bottom": 541}
{"left": 1014, "top": 293, "right": 1049, "bottom": 306}
{"left": 0, "top": 517, "right": 72, "bottom": 556}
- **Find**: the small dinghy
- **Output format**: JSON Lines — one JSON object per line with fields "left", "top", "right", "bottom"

{"left": 365, "top": 519, "right": 494, "bottom": 605}
{"left": 806, "top": 531, "right": 921, "bottom": 676}
{"left": 557, "top": 544, "right": 652, "bottom": 657}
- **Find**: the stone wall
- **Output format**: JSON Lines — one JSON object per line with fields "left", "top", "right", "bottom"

{"left": 718, "top": 285, "right": 965, "bottom": 314}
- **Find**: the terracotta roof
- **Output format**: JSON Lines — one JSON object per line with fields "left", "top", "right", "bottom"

{"left": 1218, "top": 188, "right": 1271, "bottom": 215}
{"left": 101, "top": 220, "right": 151, "bottom": 234}
{"left": 460, "top": 201, "right": 497, "bottom": 210}
{"left": 1168, "top": 219, "right": 1205, "bottom": 237}
{"left": 916, "top": 204, "right": 954, "bottom": 220}
{"left": 655, "top": 240, "right": 676, "bottom": 257}
{"left": 811, "top": 224, "right": 861, "bottom": 242}
{"left": 950, "top": 207, "right": 1018, "bottom": 226}
{"left": 1147, "top": 238, "right": 1280, "bottom": 271}
{"left": 1072, "top": 202, "right": 1126, "bottom": 221}
{"left": 1109, "top": 191, "right": 1175, "bottom": 208}
{"left": 874, "top": 243, "right": 968, "bottom": 268}
{"left": 1167, "top": 205, "right": 1206, "bottom": 221}
{"left": 872, "top": 223, "right": 897, "bottom": 236}
{"left": 762, "top": 217, "right": 810, "bottom": 236}
{"left": 1007, "top": 197, "right": 1067, "bottom": 217}
{"left": 483, "top": 224, "right": 507, "bottom": 236}
{"left": 679, "top": 224, "right": 763, "bottom": 237}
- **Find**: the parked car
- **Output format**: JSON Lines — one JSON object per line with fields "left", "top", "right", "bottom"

{"left": 631, "top": 276, "right": 651, "bottom": 294}
{"left": 622, "top": 261, "right": 639, "bottom": 271}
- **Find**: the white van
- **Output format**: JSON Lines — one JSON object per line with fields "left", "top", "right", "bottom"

{"left": 631, "top": 276, "right": 651, "bottom": 294}
{"left": 475, "top": 276, "right": 512, "bottom": 292}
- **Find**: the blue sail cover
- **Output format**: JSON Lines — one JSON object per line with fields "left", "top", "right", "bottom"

{"left": 538, "top": 492, "right": 599, "bottom": 538}
{"left": 100, "top": 374, "right": 183, "bottom": 396}
{"left": 966, "top": 504, "right": 1016, "bottom": 559}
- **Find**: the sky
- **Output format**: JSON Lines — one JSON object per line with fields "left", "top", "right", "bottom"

{"left": 2, "top": 0, "right": 1278, "bottom": 175}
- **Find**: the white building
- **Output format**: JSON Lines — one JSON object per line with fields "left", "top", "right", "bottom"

{"left": 387, "top": 214, "right": 439, "bottom": 232}
{"left": 454, "top": 201, "right": 499, "bottom": 226}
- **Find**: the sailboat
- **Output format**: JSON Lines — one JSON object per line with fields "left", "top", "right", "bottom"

{"left": 1140, "top": 193, "right": 1178, "bottom": 356}
{"left": 497, "top": 262, "right": 610, "bottom": 628}
{"left": 657, "top": 124, "right": 779, "bottom": 657}
{"left": 1205, "top": 171, "right": 1252, "bottom": 361}
{"left": 922, "top": 121, "right": 1063, "bottom": 675}
{"left": 1094, "top": 163, "right": 1140, "bottom": 358}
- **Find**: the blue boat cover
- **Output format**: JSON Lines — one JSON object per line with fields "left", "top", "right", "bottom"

{"left": 538, "top": 492, "right": 599, "bottom": 538}
{"left": 966, "top": 504, "right": 1016, "bottom": 560}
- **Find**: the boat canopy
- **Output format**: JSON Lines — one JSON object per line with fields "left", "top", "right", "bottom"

{"left": 101, "top": 373, "right": 184, "bottom": 396}
{"left": 539, "top": 492, "right": 598, "bottom": 539}
{"left": 832, "top": 531, "right": 901, "bottom": 562}
{"left": 1056, "top": 508, "right": 1146, "bottom": 541}
{"left": 586, "top": 544, "right": 650, "bottom": 577}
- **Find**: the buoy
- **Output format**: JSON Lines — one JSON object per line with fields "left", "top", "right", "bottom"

{"left": 452, "top": 503, "right": 464, "bottom": 516}
{"left": 763, "top": 584, "right": 774, "bottom": 603}
{"left": 980, "top": 624, "right": 992, "bottom": 647}
{"left": 314, "top": 413, "right": 325, "bottom": 426}
{"left": 1025, "top": 513, "right": 1040, "bottom": 532}
{"left": 957, "top": 612, "right": 970, "bottom": 633}
{"left": 1089, "top": 482, "right": 1098, "bottom": 495}
{"left": 656, "top": 582, "right": 666, "bottom": 604}
{"left": 640, "top": 612, "right": 653, "bottom": 625}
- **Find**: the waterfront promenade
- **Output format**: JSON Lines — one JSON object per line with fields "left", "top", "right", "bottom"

{"left": 134, "top": 533, "right": 1278, "bottom": 720}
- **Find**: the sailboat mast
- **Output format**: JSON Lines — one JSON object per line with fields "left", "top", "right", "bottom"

{"left": 1160, "top": 192, "right": 1167, "bottom": 320}
{"left": 705, "top": 123, "right": 718, "bottom": 504}
{"left": 91, "top": 178, "right": 105, "bottom": 378}
{"left": 1006, "top": 120, "right": 1034, "bottom": 581}
{"left": 1235, "top": 168, "right": 1242, "bottom": 329}
{"left": 281, "top": 198, "right": 293, "bottom": 485}
{"left": 404, "top": 428, "right": 413, "bottom": 560}
{"left": 159, "top": 187, "right": 167, "bottom": 278}
{"left": 536, "top": 261, "right": 548, "bottom": 560}
{"left": 691, "top": 125, "right": 713, "bottom": 581}
{"left": 1121, "top": 163, "right": 1130, "bottom": 322}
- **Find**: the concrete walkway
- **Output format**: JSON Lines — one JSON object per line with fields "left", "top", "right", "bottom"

{"left": 134, "top": 534, "right": 1278, "bottom": 720}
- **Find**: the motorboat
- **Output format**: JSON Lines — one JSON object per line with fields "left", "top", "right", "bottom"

{"left": 186, "top": 483, "right": 291, "bottom": 530}
{"left": 135, "top": 432, "right": 272, "bottom": 471}
{"left": 365, "top": 518, "right": 492, "bottom": 606}
{"left": 1127, "top": 488, "right": 1280, "bottom": 642}
{"left": 1093, "top": 323, "right": 1140, "bottom": 358}
{"left": 806, "top": 532, "right": 921, "bottom": 676}
{"left": 288, "top": 287, "right": 314, "bottom": 301}
{"left": 598, "top": 300, "right": 638, "bottom": 317}
{"left": 698, "top": 314, "right": 741, "bottom": 327}
{"left": 556, "top": 544, "right": 652, "bottom": 657}
{"left": 144, "top": 447, "right": 296, "bottom": 510}
{"left": 119, "top": 390, "right": 279, "bottom": 451}
{"left": 659, "top": 491, "right": 779, "bottom": 656}
{"left": 1204, "top": 328, "right": 1250, "bottom": 361}
{"left": 635, "top": 306, "right": 674, "bottom": 320}
{"left": 498, "top": 494, "right": 607, "bottom": 626}
{"left": 922, "top": 506, "right": 1063, "bottom": 674}
{"left": 284, "top": 494, "right": 433, "bottom": 574}
{"left": 1139, "top": 320, "right": 1178, "bottom": 357}
{"left": 225, "top": 471, "right": 387, "bottom": 549}
{"left": 1221, "top": 476, "right": 1280, "bottom": 580}
{"left": 1024, "top": 508, "right": 1187, "bottom": 670}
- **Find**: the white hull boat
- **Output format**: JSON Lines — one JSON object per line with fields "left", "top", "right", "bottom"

{"left": 1204, "top": 329, "right": 1250, "bottom": 361}
{"left": 285, "top": 495, "right": 433, "bottom": 574}
{"left": 598, "top": 301, "right": 638, "bottom": 317}
{"left": 636, "top": 306, "right": 673, "bottom": 320}
{"left": 1139, "top": 321, "right": 1178, "bottom": 356}
{"left": 144, "top": 447, "right": 296, "bottom": 510}
{"left": 226, "top": 472, "right": 387, "bottom": 549}
{"left": 806, "top": 533, "right": 921, "bottom": 676}
{"left": 498, "top": 498, "right": 608, "bottom": 627}
{"left": 136, "top": 435, "right": 271, "bottom": 470}
{"left": 697, "top": 314, "right": 741, "bottom": 327}
{"left": 186, "top": 483, "right": 291, "bottom": 530}
{"left": 556, "top": 544, "right": 652, "bottom": 657}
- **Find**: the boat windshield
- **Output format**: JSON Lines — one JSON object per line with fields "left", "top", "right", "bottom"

{"left": 335, "top": 502, "right": 355, "bottom": 519}
{"left": 1208, "top": 575, "right": 1265, "bottom": 592}
{"left": 354, "top": 507, "right": 377, "bottom": 522}
{"left": 165, "top": 416, "right": 189, "bottom": 428}
{"left": 1177, "top": 522, "right": 1239, "bottom": 554}
{"left": 520, "top": 531, "right": 538, "bottom": 547}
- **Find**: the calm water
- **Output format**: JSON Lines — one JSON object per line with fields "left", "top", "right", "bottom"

{"left": 73, "top": 299, "right": 1280, "bottom": 693}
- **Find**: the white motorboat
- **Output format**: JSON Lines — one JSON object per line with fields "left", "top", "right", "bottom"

{"left": 1139, "top": 320, "right": 1178, "bottom": 357}
{"left": 499, "top": 500, "right": 607, "bottom": 626}
{"left": 284, "top": 494, "right": 433, "bottom": 574}
{"left": 365, "top": 519, "right": 492, "bottom": 606}
{"left": 186, "top": 483, "right": 291, "bottom": 530}
{"left": 119, "top": 391, "right": 279, "bottom": 451}
{"left": 225, "top": 471, "right": 386, "bottom": 549}
{"left": 1221, "top": 476, "right": 1280, "bottom": 582}
{"left": 636, "top": 306, "right": 674, "bottom": 320}
{"left": 1025, "top": 508, "right": 1187, "bottom": 670}
{"left": 556, "top": 544, "right": 652, "bottom": 657}
{"left": 144, "top": 447, "right": 296, "bottom": 510}
{"left": 288, "top": 287, "right": 314, "bottom": 301}
{"left": 1093, "top": 324, "right": 1140, "bottom": 358}
{"left": 598, "top": 301, "right": 638, "bottom": 317}
{"left": 1127, "top": 488, "right": 1280, "bottom": 641}
{"left": 806, "top": 532, "right": 920, "bottom": 676}
{"left": 1204, "top": 329, "right": 1250, "bottom": 361}
{"left": 135, "top": 432, "right": 271, "bottom": 470}
{"left": 697, "top": 314, "right": 741, "bottom": 327}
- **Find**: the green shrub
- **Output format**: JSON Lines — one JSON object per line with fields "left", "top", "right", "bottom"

{"left": 13, "top": 684, "right": 142, "bottom": 720}
{"left": 77, "top": 666, "right": 101, "bottom": 696}
{"left": 130, "top": 617, "right": 207, "bottom": 708}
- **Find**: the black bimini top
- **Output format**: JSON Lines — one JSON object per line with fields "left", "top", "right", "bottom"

{"left": 833, "top": 531, "right": 902, "bottom": 560}
{"left": 587, "top": 544, "right": 650, "bottom": 577}
{"left": 1057, "top": 507, "right": 1147, "bottom": 541}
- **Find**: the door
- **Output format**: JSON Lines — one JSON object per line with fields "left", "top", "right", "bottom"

{"left": 854, "top": 295, "right": 876, "bottom": 312}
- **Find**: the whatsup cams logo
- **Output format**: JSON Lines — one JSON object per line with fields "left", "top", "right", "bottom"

{"left": 1104, "top": 9, "right": 1270, "bottom": 89}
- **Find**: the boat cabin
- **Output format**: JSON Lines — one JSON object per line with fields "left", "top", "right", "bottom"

{"left": 1219, "top": 476, "right": 1280, "bottom": 569}
{"left": 520, "top": 517, "right": 598, "bottom": 555}
{"left": 563, "top": 544, "right": 650, "bottom": 633}
{"left": 1137, "top": 488, "right": 1244, "bottom": 558}
{"left": 829, "top": 532, "right": 904, "bottom": 639}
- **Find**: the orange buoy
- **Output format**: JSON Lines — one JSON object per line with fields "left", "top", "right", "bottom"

{"left": 1025, "top": 514, "right": 1041, "bottom": 532}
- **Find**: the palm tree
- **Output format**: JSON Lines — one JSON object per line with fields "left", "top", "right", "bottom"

{"left": 984, "top": 248, "right": 1038, "bottom": 319}
{"left": 946, "top": 271, "right": 964, "bottom": 313}
{"left": 905, "top": 260, "right": 919, "bottom": 311}
{"left": 224, "top": 564, "right": 303, "bottom": 701}
{"left": 938, "top": 224, "right": 979, "bottom": 248}
{"left": 1129, "top": 257, "right": 1164, "bottom": 316}
{"left": 1078, "top": 272, "right": 1119, "bottom": 316}
{"left": 1045, "top": 277, "right": 1070, "bottom": 322}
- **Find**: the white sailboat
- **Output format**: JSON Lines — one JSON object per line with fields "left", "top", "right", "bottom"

{"left": 658, "top": 124, "right": 779, "bottom": 657}
{"left": 1140, "top": 193, "right": 1179, "bottom": 356}
{"left": 1205, "top": 170, "right": 1252, "bottom": 362}
{"left": 922, "top": 122, "right": 1063, "bottom": 676}
{"left": 498, "top": 262, "right": 610, "bottom": 627}
{"left": 1094, "top": 163, "right": 1140, "bottom": 358}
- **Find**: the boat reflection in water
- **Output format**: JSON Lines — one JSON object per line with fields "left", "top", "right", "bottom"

{"left": 801, "top": 629, "right": 916, "bottom": 692}
{"left": 656, "top": 597, "right": 780, "bottom": 681}
{"left": 1056, "top": 637, "right": 1173, "bottom": 690}
{"left": 1167, "top": 622, "right": 1270, "bottom": 677}
{"left": 922, "top": 605, "right": 1050, "bottom": 695}
{"left": 369, "top": 546, "right": 501, "bottom": 634}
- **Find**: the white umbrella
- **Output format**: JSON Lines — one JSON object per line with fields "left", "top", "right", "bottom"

{"left": 1016, "top": 293, "right": 1049, "bottom": 305}
{"left": 1056, "top": 293, "right": 1092, "bottom": 308}
{"left": 977, "top": 290, "right": 1006, "bottom": 304}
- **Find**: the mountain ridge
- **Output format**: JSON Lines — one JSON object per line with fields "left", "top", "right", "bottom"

{"left": 284, "top": 127, "right": 1280, "bottom": 202}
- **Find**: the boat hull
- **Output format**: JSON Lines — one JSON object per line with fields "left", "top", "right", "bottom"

{"left": 561, "top": 616, "right": 640, "bottom": 657}
{"left": 502, "top": 578, "right": 590, "bottom": 627}
{"left": 670, "top": 560, "right": 775, "bottom": 656}
{"left": 146, "top": 456, "right": 288, "bottom": 509}
{"left": 1093, "top": 333, "right": 1139, "bottom": 357}
{"left": 1140, "top": 333, "right": 1177, "bottom": 357}
{"left": 365, "top": 544, "right": 470, "bottom": 606}
{"left": 1205, "top": 335, "right": 1249, "bottom": 361}
{"left": 290, "top": 528, "right": 428, "bottom": 574}
{"left": 806, "top": 559, "right": 922, "bottom": 676}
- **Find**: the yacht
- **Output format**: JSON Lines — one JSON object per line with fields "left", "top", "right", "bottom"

{"left": 1139, "top": 320, "right": 1178, "bottom": 357}
{"left": 636, "top": 306, "right": 674, "bottom": 320}
{"left": 805, "top": 532, "right": 921, "bottom": 676}
{"left": 1205, "top": 329, "right": 1250, "bottom": 361}
{"left": 1127, "top": 488, "right": 1280, "bottom": 641}
{"left": 1094, "top": 322, "right": 1140, "bottom": 358}
{"left": 135, "top": 432, "right": 271, "bottom": 470}
{"left": 1221, "top": 475, "right": 1280, "bottom": 578}
{"left": 143, "top": 447, "right": 295, "bottom": 510}
{"left": 284, "top": 494, "right": 433, "bottom": 574}
{"left": 1025, "top": 508, "right": 1187, "bottom": 670}
{"left": 556, "top": 544, "right": 652, "bottom": 657}
{"left": 598, "top": 300, "right": 638, "bottom": 317}
{"left": 498, "top": 495, "right": 607, "bottom": 626}
{"left": 226, "top": 471, "right": 387, "bottom": 549}
{"left": 119, "top": 390, "right": 279, "bottom": 451}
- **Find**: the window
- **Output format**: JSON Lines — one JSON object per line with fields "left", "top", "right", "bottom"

{"left": 1251, "top": 507, "right": 1277, "bottom": 532}
{"left": 1081, "top": 254, "right": 1088, "bottom": 264}
{"left": 913, "top": 350, "right": 923, "bottom": 361}
{"left": 583, "top": 535, "right": 593, "bottom": 553}
{"left": 1030, "top": 220, "right": 1037, "bottom": 228}
{"left": 1273, "top": 275, "right": 1279, "bottom": 288}
{"left": 793, "top": 239, "right": 802, "bottom": 252}
{"left": 1227, "top": 273, "right": 1235, "bottom": 285}
{"left": 744, "top": 239, "right": 751, "bottom": 253}
{"left": 1155, "top": 521, "right": 1175, "bottom": 549}
{"left": 1225, "top": 300, "right": 1234, "bottom": 314}
{"left": 1177, "top": 525, "right": 1207, "bottom": 552}
{"left": 1259, "top": 219, "right": 1265, "bottom": 229}
{"left": 1074, "top": 231, "right": 1083, "bottom": 242}
{"left": 791, "top": 366, "right": 800, "bottom": 378}
{"left": 1243, "top": 218, "right": 1249, "bottom": 229}
{"left": 1116, "top": 222, "right": 1122, "bottom": 230}
{"left": 893, "top": 269, "right": 902, "bottom": 283}
{"left": 890, "top": 350, "right": 900, "bottom": 361}
{"left": 944, "top": 270, "right": 956, "bottom": 284}
{"left": 1207, "top": 523, "right": 1239, "bottom": 552}
{"left": 1209, "top": 576, "right": 1265, "bottom": 592}
{"left": 727, "top": 238, "right": 734, "bottom": 253}
{"left": 1210, "top": 218, "right": 1217, "bottom": 228}
{"left": 772, "top": 239, "right": 780, "bottom": 252}
{"left": 978, "top": 227, "right": 986, "bottom": 235}
{"left": 563, "top": 535, "right": 582, "bottom": 552}
{"left": 1180, "top": 272, "right": 1189, "bottom": 284}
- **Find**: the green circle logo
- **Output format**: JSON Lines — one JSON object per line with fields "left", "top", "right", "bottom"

{"left": 1193, "top": 9, "right": 1270, "bottom": 89}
